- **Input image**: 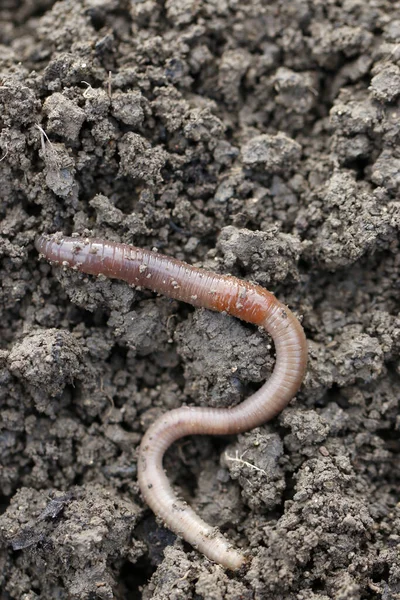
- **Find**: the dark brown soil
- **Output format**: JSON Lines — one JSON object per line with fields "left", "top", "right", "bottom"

{"left": 0, "top": 1, "right": 399, "bottom": 598}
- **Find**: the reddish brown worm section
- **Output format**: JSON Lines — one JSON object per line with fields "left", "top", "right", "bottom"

{"left": 35, "top": 233, "right": 308, "bottom": 571}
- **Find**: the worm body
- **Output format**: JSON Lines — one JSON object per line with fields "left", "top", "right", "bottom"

{"left": 35, "top": 233, "right": 308, "bottom": 570}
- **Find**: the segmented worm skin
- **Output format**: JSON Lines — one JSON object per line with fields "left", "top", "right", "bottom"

{"left": 35, "top": 233, "right": 308, "bottom": 571}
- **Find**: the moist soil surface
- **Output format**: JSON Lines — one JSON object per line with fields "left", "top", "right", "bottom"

{"left": 0, "top": 1, "right": 400, "bottom": 599}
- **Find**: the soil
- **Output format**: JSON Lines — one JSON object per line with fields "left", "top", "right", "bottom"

{"left": 0, "top": 0, "right": 399, "bottom": 599}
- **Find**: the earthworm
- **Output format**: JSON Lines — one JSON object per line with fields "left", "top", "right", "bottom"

{"left": 35, "top": 233, "right": 308, "bottom": 571}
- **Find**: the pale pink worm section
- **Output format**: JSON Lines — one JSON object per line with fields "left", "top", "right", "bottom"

{"left": 35, "top": 233, "right": 308, "bottom": 570}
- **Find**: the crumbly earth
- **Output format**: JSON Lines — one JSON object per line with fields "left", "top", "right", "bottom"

{"left": 0, "top": 1, "right": 399, "bottom": 599}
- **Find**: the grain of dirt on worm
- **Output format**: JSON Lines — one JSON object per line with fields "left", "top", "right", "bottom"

{"left": 0, "top": 0, "right": 399, "bottom": 599}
